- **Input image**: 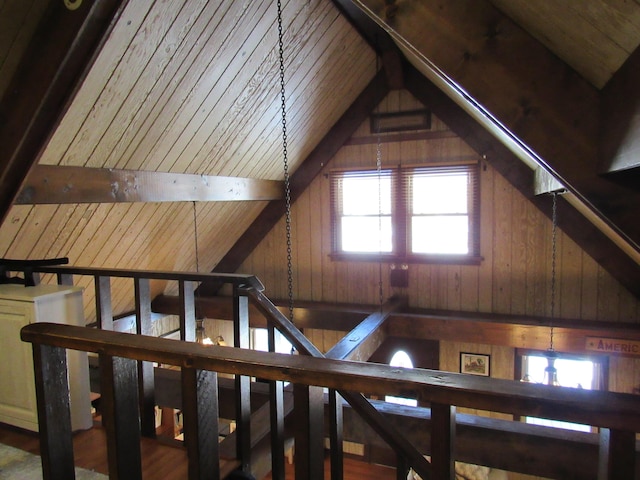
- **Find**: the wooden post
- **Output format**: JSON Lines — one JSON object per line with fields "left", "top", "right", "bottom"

{"left": 96, "top": 275, "right": 113, "bottom": 429}
{"left": 598, "top": 428, "right": 636, "bottom": 479}
{"left": 135, "top": 278, "right": 156, "bottom": 437}
{"left": 100, "top": 354, "right": 142, "bottom": 480}
{"left": 269, "top": 324, "right": 286, "bottom": 480}
{"left": 329, "top": 389, "right": 344, "bottom": 480}
{"left": 431, "top": 403, "right": 455, "bottom": 480}
{"left": 32, "top": 344, "right": 75, "bottom": 480}
{"left": 95, "top": 276, "right": 113, "bottom": 330}
{"left": 293, "top": 383, "right": 325, "bottom": 480}
{"left": 396, "top": 455, "right": 410, "bottom": 480}
{"left": 179, "top": 280, "right": 196, "bottom": 342}
{"left": 57, "top": 272, "right": 74, "bottom": 286}
{"left": 234, "top": 287, "right": 251, "bottom": 472}
{"left": 182, "top": 367, "right": 220, "bottom": 480}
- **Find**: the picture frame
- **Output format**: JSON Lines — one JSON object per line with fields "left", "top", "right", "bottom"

{"left": 460, "top": 352, "right": 490, "bottom": 377}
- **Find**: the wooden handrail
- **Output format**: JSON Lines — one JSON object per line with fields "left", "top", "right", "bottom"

{"left": 32, "top": 265, "right": 265, "bottom": 291}
{"left": 12, "top": 264, "right": 640, "bottom": 479}
{"left": 21, "top": 321, "right": 640, "bottom": 427}
{"left": 21, "top": 322, "right": 640, "bottom": 431}
{"left": 21, "top": 322, "right": 640, "bottom": 479}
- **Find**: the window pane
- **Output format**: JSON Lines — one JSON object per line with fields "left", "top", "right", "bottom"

{"left": 342, "top": 175, "right": 391, "bottom": 215}
{"left": 412, "top": 216, "right": 469, "bottom": 254}
{"left": 525, "top": 356, "right": 594, "bottom": 389}
{"left": 412, "top": 172, "right": 468, "bottom": 214}
{"left": 523, "top": 355, "right": 595, "bottom": 432}
{"left": 386, "top": 350, "right": 417, "bottom": 407}
{"left": 341, "top": 217, "right": 392, "bottom": 252}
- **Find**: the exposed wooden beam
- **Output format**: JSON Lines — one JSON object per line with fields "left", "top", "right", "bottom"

{"left": 0, "top": 0, "right": 128, "bottom": 223}
{"left": 389, "top": 308, "right": 640, "bottom": 356}
{"left": 600, "top": 44, "right": 640, "bottom": 176}
{"left": 352, "top": 0, "right": 640, "bottom": 252}
{"left": 403, "top": 63, "right": 640, "bottom": 298}
{"left": 150, "top": 294, "right": 369, "bottom": 331}
{"left": 199, "top": 70, "right": 390, "bottom": 293}
{"left": 15, "top": 165, "right": 283, "bottom": 204}
{"left": 151, "top": 294, "right": 640, "bottom": 357}
{"left": 325, "top": 296, "right": 405, "bottom": 361}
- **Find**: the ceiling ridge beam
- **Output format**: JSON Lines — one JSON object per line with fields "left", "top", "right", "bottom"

{"left": 15, "top": 165, "right": 283, "bottom": 204}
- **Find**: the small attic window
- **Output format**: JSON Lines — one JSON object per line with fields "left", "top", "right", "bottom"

{"left": 370, "top": 109, "right": 431, "bottom": 133}
{"left": 385, "top": 350, "right": 418, "bottom": 407}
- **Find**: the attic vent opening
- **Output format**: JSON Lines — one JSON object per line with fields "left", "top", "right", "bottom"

{"left": 370, "top": 109, "right": 431, "bottom": 134}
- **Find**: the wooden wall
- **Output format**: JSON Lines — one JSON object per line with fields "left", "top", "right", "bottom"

{"left": 239, "top": 88, "right": 640, "bottom": 387}
{"left": 238, "top": 88, "right": 640, "bottom": 477}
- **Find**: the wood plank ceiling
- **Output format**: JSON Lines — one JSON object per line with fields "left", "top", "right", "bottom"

{"left": 1, "top": 0, "right": 640, "bottom": 319}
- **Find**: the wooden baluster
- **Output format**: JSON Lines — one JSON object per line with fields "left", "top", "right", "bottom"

{"left": 234, "top": 287, "right": 251, "bottom": 472}
{"left": 598, "top": 428, "right": 635, "bottom": 479}
{"left": 32, "top": 344, "right": 75, "bottom": 480}
{"left": 293, "top": 383, "right": 325, "bottom": 480}
{"left": 329, "top": 389, "right": 344, "bottom": 480}
{"left": 135, "top": 278, "right": 156, "bottom": 437}
{"left": 95, "top": 276, "right": 113, "bottom": 330}
{"left": 431, "top": 403, "right": 455, "bottom": 480}
{"left": 179, "top": 280, "right": 196, "bottom": 342}
{"left": 182, "top": 367, "right": 220, "bottom": 480}
{"left": 57, "top": 272, "right": 74, "bottom": 286}
{"left": 269, "top": 324, "right": 286, "bottom": 480}
{"left": 396, "top": 455, "right": 410, "bottom": 480}
{"left": 100, "top": 354, "right": 142, "bottom": 479}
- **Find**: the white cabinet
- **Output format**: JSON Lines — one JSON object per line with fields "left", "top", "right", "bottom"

{"left": 0, "top": 284, "right": 92, "bottom": 432}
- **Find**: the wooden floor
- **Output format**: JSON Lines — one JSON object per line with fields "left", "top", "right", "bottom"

{"left": 0, "top": 422, "right": 397, "bottom": 479}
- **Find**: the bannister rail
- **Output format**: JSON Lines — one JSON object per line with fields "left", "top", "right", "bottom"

{"left": 21, "top": 322, "right": 640, "bottom": 479}
{"left": 33, "top": 265, "right": 265, "bottom": 291}
{"left": 8, "top": 264, "right": 640, "bottom": 479}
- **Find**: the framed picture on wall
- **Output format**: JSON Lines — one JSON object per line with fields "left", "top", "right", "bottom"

{"left": 460, "top": 352, "right": 490, "bottom": 376}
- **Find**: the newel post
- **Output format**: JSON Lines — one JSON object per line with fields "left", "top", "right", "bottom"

{"left": 32, "top": 343, "right": 75, "bottom": 480}
{"left": 100, "top": 354, "right": 143, "bottom": 479}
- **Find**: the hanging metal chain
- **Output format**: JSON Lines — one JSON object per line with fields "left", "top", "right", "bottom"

{"left": 374, "top": 53, "right": 384, "bottom": 311}
{"left": 375, "top": 110, "right": 384, "bottom": 311}
{"left": 277, "top": 0, "right": 294, "bottom": 324}
{"left": 549, "top": 191, "right": 558, "bottom": 352}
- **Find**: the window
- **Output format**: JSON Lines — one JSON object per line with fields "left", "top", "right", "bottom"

{"left": 330, "top": 163, "right": 480, "bottom": 263}
{"left": 519, "top": 352, "right": 607, "bottom": 432}
{"left": 385, "top": 350, "right": 418, "bottom": 407}
{"left": 251, "top": 327, "right": 292, "bottom": 354}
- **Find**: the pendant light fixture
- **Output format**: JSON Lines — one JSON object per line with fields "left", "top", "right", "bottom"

{"left": 543, "top": 191, "right": 560, "bottom": 386}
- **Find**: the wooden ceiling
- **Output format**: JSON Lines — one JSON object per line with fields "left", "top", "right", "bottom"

{"left": 1, "top": 0, "right": 640, "bottom": 317}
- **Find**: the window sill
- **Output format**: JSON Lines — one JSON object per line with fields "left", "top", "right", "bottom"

{"left": 329, "top": 253, "right": 483, "bottom": 265}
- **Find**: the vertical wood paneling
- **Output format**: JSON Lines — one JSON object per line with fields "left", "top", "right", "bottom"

{"left": 492, "top": 175, "right": 513, "bottom": 314}
{"left": 477, "top": 162, "right": 494, "bottom": 312}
